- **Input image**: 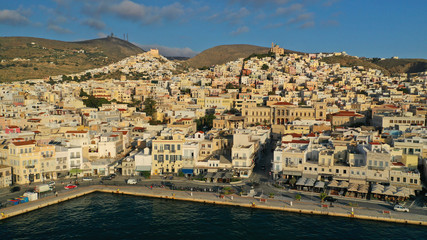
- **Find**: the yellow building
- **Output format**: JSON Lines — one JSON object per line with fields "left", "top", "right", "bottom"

{"left": 151, "top": 133, "right": 185, "bottom": 175}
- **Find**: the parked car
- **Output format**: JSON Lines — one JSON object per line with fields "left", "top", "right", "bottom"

{"left": 83, "top": 177, "right": 93, "bottom": 181}
{"left": 102, "top": 176, "right": 112, "bottom": 180}
{"left": 324, "top": 196, "right": 338, "bottom": 202}
{"left": 393, "top": 205, "right": 409, "bottom": 212}
{"left": 10, "top": 186, "right": 21, "bottom": 193}
{"left": 64, "top": 184, "right": 78, "bottom": 190}
{"left": 127, "top": 179, "right": 137, "bottom": 185}
{"left": 109, "top": 174, "right": 116, "bottom": 178}
{"left": 47, "top": 181, "right": 56, "bottom": 187}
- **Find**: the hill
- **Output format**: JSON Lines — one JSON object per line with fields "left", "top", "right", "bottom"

{"left": 320, "top": 55, "right": 390, "bottom": 75}
{"left": 320, "top": 55, "right": 427, "bottom": 75}
{"left": 0, "top": 36, "right": 144, "bottom": 82}
{"left": 184, "top": 44, "right": 271, "bottom": 69}
{"left": 372, "top": 58, "right": 427, "bottom": 75}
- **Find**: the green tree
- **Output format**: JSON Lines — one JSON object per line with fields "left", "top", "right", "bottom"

{"left": 226, "top": 83, "right": 238, "bottom": 89}
{"left": 295, "top": 194, "right": 301, "bottom": 201}
{"left": 83, "top": 96, "right": 110, "bottom": 108}
{"left": 195, "top": 114, "right": 216, "bottom": 131}
{"left": 79, "top": 89, "right": 89, "bottom": 97}
{"left": 289, "top": 177, "right": 297, "bottom": 187}
{"left": 143, "top": 97, "right": 156, "bottom": 117}
{"left": 261, "top": 64, "right": 269, "bottom": 70}
{"left": 320, "top": 192, "right": 327, "bottom": 203}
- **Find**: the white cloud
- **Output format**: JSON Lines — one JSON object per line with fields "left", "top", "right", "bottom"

{"left": 299, "top": 21, "right": 315, "bottom": 29}
{"left": 82, "top": 18, "right": 106, "bottom": 30}
{"left": 276, "top": 3, "right": 304, "bottom": 15}
{"left": 108, "top": 0, "right": 185, "bottom": 24}
{"left": 231, "top": 26, "right": 249, "bottom": 36}
{"left": 0, "top": 9, "right": 29, "bottom": 25}
{"left": 287, "top": 13, "right": 314, "bottom": 24}
{"left": 136, "top": 44, "right": 198, "bottom": 57}
{"left": 97, "top": 32, "right": 108, "bottom": 38}
{"left": 48, "top": 24, "right": 73, "bottom": 34}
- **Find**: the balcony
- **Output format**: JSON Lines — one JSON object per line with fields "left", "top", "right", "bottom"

{"left": 25, "top": 165, "right": 35, "bottom": 168}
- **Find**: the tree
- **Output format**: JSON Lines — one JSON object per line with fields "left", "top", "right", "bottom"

{"left": 196, "top": 114, "right": 216, "bottom": 131}
{"left": 143, "top": 97, "right": 156, "bottom": 117}
{"left": 289, "top": 177, "right": 297, "bottom": 187}
{"left": 226, "top": 83, "right": 238, "bottom": 89}
{"left": 83, "top": 96, "right": 110, "bottom": 108}
{"left": 320, "top": 192, "right": 327, "bottom": 203}
{"left": 261, "top": 64, "right": 269, "bottom": 70}
{"left": 79, "top": 89, "right": 89, "bottom": 97}
{"left": 295, "top": 194, "right": 301, "bottom": 201}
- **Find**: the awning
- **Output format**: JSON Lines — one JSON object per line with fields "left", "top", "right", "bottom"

{"left": 296, "top": 177, "right": 307, "bottom": 186}
{"left": 348, "top": 183, "right": 358, "bottom": 192}
{"left": 327, "top": 180, "right": 339, "bottom": 188}
{"left": 136, "top": 166, "right": 151, "bottom": 171}
{"left": 182, "top": 169, "right": 194, "bottom": 174}
{"left": 305, "top": 178, "right": 316, "bottom": 187}
{"left": 69, "top": 169, "right": 82, "bottom": 174}
{"left": 282, "top": 170, "right": 302, "bottom": 176}
{"left": 314, "top": 181, "right": 325, "bottom": 188}
{"left": 205, "top": 172, "right": 214, "bottom": 178}
{"left": 338, "top": 181, "right": 349, "bottom": 188}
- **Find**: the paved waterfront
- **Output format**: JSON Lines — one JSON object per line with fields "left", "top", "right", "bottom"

{"left": 1, "top": 184, "right": 426, "bottom": 226}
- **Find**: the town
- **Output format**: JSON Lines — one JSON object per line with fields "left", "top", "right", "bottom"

{"left": 0, "top": 43, "right": 426, "bottom": 217}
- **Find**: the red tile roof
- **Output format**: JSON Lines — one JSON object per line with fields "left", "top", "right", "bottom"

{"left": 273, "top": 102, "right": 293, "bottom": 106}
{"left": 12, "top": 140, "right": 36, "bottom": 146}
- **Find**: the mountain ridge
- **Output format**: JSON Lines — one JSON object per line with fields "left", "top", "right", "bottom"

{"left": 0, "top": 36, "right": 144, "bottom": 82}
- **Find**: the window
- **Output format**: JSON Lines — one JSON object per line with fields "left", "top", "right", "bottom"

{"left": 336, "top": 169, "right": 339, "bottom": 173}
{"left": 397, "top": 177, "right": 400, "bottom": 182}
{"left": 410, "top": 179, "right": 413, "bottom": 183}
{"left": 414, "top": 179, "right": 417, "bottom": 184}
{"left": 343, "top": 170, "right": 347, "bottom": 174}
{"left": 374, "top": 161, "right": 377, "bottom": 166}
{"left": 403, "top": 177, "right": 406, "bottom": 183}
{"left": 391, "top": 177, "right": 394, "bottom": 181}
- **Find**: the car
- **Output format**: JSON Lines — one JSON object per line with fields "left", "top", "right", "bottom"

{"left": 64, "top": 184, "right": 78, "bottom": 190}
{"left": 10, "top": 186, "right": 21, "bottom": 193}
{"left": 47, "top": 181, "right": 56, "bottom": 187}
{"left": 83, "top": 177, "right": 93, "bottom": 181}
{"left": 393, "top": 205, "right": 409, "bottom": 212}
{"left": 102, "top": 176, "right": 112, "bottom": 180}
{"left": 324, "top": 196, "right": 338, "bottom": 202}
{"left": 109, "top": 174, "right": 116, "bottom": 178}
{"left": 127, "top": 179, "right": 137, "bottom": 185}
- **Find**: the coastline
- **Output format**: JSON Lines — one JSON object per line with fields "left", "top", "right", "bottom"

{"left": 1, "top": 185, "right": 426, "bottom": 226}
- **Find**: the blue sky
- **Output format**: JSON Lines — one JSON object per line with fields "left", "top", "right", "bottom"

{"left": 0, "top": 0, "right": 426, "bottom": 58}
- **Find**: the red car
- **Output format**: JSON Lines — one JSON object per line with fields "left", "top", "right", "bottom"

{"left": 64, "top": 184, "right": 78, "bottom": 190}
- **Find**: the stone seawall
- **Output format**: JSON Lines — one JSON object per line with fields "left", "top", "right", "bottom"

{"left": 1, "top": 186, "right": 426, "bottom": 227}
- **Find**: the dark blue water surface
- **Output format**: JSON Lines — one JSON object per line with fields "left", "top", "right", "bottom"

{"left": 0, "top": 193, "right": 425, "bottom": 240}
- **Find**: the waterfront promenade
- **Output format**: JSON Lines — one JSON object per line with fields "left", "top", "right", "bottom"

{"left": 1, "top": 185, "right": 426, "bottom": 226}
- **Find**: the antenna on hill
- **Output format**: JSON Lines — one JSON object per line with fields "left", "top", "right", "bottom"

{"left": 126, "top": 33, "right": 128, "bottom": 42}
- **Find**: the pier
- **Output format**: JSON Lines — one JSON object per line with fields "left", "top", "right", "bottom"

{"left": 1, "top": 185, "right": 426, "bottom": 226}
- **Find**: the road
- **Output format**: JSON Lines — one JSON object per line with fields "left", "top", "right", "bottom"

{"left": 1, "top": 140, "right": 426, "bottom": 218}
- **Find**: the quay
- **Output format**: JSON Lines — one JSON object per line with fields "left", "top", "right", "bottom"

{"left": 1, "top": 185, "right": 426, "bottom": 226}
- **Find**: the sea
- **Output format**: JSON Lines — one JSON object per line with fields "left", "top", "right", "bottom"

{"left": 0, "top": 193, "right": 425, "bottom": 240}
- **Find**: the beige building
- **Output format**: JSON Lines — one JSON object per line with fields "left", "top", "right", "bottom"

{"left": 0, "top": 165, "right": 12, "bottom": 187}
{"left": 151, "top": 133, "right": 185, "bottom": 175}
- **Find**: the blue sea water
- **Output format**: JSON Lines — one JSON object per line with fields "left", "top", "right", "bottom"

{"left": 0, "top": 193, "right": 425, "bottom": 240}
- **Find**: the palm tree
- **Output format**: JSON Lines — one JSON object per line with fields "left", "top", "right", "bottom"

{"left": 320, "top": 192, "right": 327, "bottom": 203}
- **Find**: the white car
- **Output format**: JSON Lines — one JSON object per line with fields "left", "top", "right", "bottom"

{"left": 83, "top": 177, "right": 93, "bottom": 181}
{"left": 127, "top": 179, "right": 137, "bottom": 185}
{"left": 393, "top": 205, "right": 409, "bottom": 212}
{"left": 47, "top": 181, "right": 56, "bottom": 187}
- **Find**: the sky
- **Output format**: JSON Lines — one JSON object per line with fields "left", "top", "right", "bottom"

{"left": 0, "top": 0, "right": 426, "bottom": 58}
